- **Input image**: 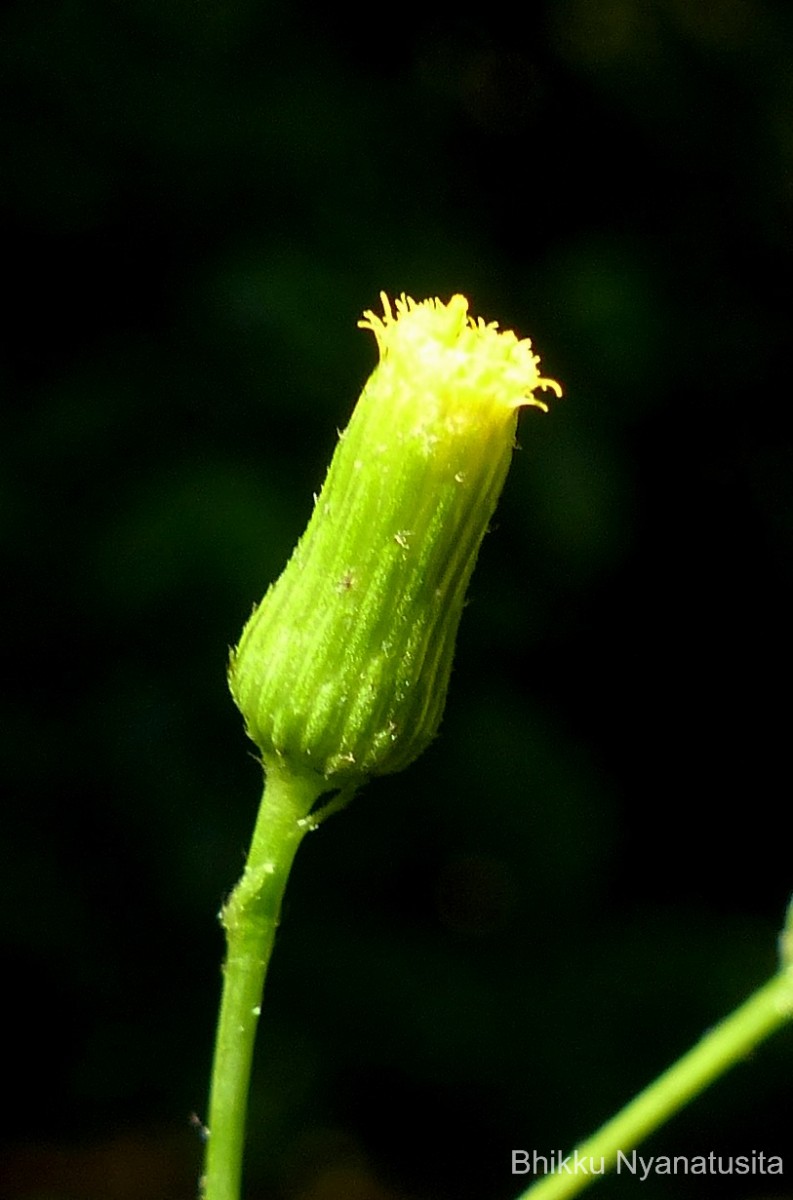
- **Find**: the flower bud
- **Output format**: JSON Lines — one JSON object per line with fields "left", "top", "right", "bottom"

{"left": 229, "top": 293, "right": 560, "bottom": 790}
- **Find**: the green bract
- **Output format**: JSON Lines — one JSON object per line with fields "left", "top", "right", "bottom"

{"left": 229, "top": 293, "right": 560, "bottom": 792}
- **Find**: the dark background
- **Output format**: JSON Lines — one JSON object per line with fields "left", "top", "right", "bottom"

{"left": 3, "top": 2, "right": 793, "bottom": 1198}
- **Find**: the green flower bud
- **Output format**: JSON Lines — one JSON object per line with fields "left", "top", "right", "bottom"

{"left": 230, "top": 293, "right": 560, "bottom": 791}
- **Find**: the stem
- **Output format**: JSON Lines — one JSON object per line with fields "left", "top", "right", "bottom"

{"left": 202, "top": 763, "right": 327, "bottom": 1200}
{"left": 516, "top": 967, "right": 793, "bottom": 1200}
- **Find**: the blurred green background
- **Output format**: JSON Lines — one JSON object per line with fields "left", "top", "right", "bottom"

{"left": 3, "top": 1, "right": 793, "bottom": 1198}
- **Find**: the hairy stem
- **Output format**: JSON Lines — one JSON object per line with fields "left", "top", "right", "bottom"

{"left": 202, "top": 765, "right": 326, "bottom": 1200}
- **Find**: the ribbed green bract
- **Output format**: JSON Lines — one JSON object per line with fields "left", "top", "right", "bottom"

{"left": 229, "top": 294, "right": 559, "bottom": 791}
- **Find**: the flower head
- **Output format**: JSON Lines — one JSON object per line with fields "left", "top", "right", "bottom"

{"left": 229, "top": 293, "right": 560, "bottom": 792}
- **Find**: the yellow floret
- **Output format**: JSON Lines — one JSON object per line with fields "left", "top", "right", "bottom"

{"left": 358, "top": 292, "right": 562, "bottom": 415}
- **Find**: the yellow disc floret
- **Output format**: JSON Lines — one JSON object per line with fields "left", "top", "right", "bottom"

{"left": 358, "top": 292, "right": 562, "bottom": 416}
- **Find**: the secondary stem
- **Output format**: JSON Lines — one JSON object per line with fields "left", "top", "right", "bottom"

{"left": 516, "top": 967, "right": 793, "bottom": 1200}
{"left": 202, "top": 763, "right": 327, "bottom": 1200}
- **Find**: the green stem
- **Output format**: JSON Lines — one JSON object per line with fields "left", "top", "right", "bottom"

{"left": 202, "top": 763, "right": 327, "bottom": 1200}
{"left": 517, "top": 967, "right": 793, "bottom": 1200}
